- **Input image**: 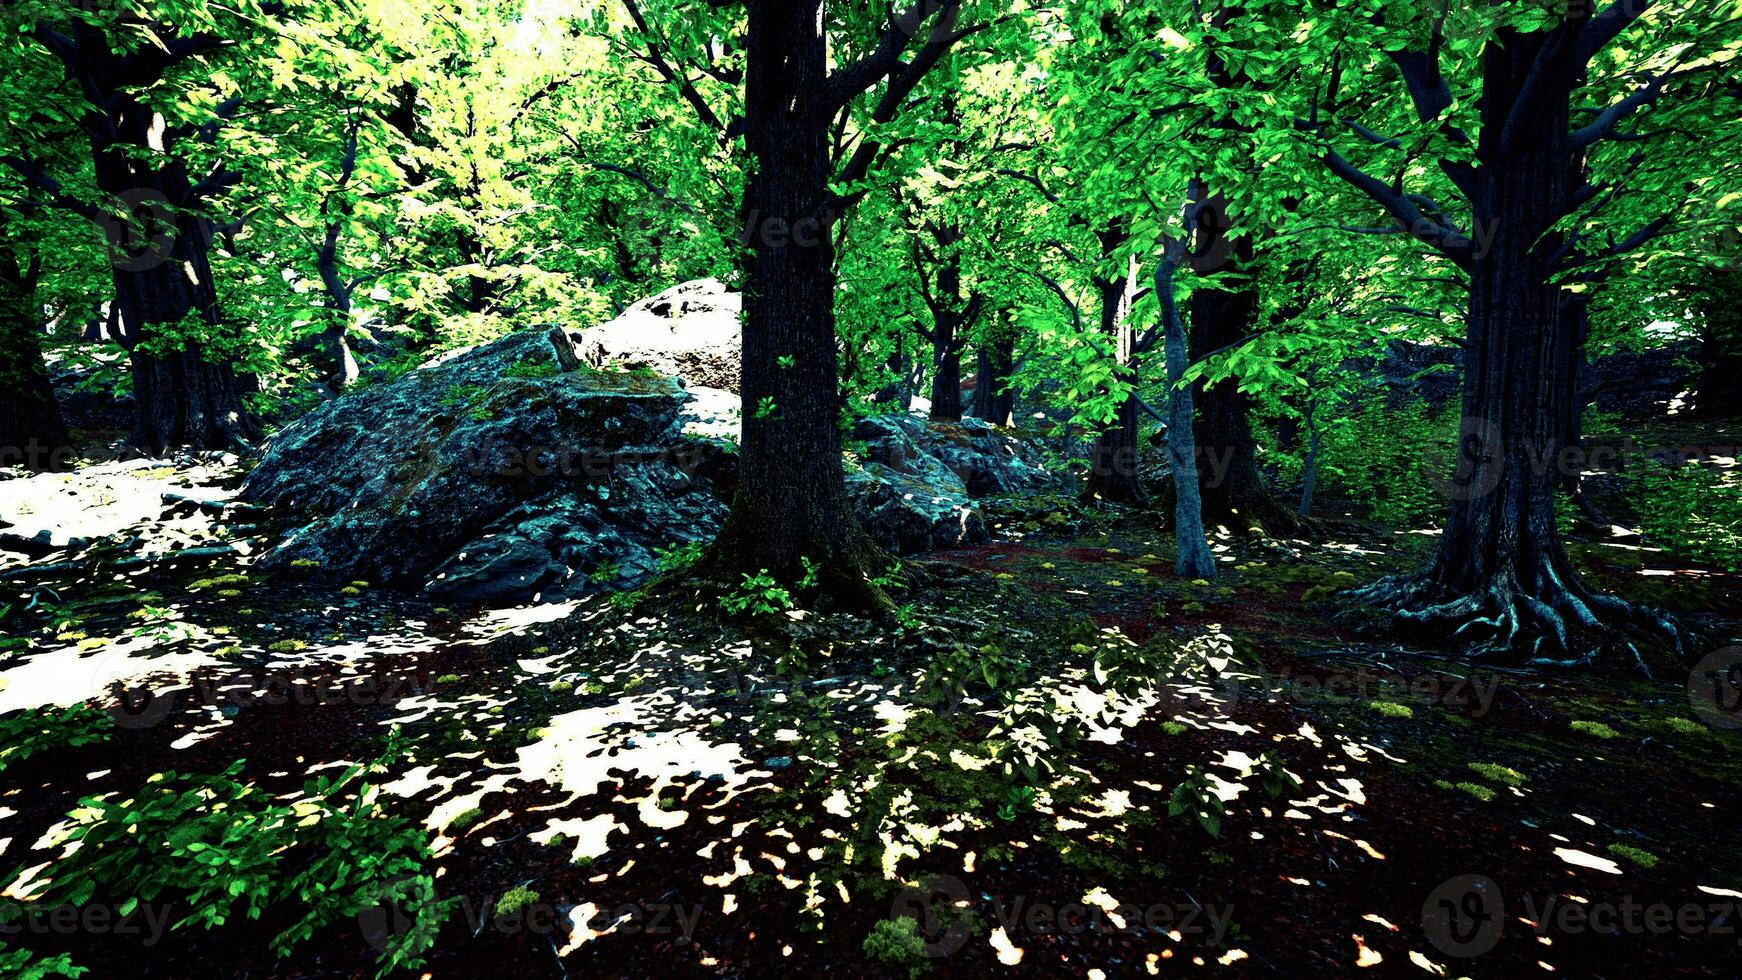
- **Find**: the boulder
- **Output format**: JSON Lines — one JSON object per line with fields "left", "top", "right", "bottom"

{"left": 242, "top": 326, "right": 728, "bottom": 603}
{"left": 844, "top": 412, "right": 1061, "bottom": 552}
{"left": 852, "top": 413, "right": 1060, "bottom": 496}
{"left": 848, "top": 462, "right": 986, "bottom": 554}
{"left": 244, "top": 318, "right": 1063, "bottom": 604}
{"left": 573, "top": 279, "right": 742, "bottom": 392}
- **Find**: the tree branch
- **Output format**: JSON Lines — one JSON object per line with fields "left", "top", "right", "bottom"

{"left": 1321, "top": 150, "right": 1474, "bottom": 270}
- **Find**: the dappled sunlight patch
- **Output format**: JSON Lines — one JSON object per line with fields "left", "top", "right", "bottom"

{"left": 989, "top": 924, "right": 1025, "bottom": 964}
{"left": 1552, "top": 847, "right": 1623, "bottom": 874}
{"left": 0, "top": 641, "right": 223, "bottom": 715}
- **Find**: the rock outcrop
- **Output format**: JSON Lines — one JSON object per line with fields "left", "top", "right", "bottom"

{"left": 242, "top": 326, "right": 727, "bottom": 604}
{"left": 244, "top": 284, "right": 1063, "bottom": 604}
{"left": 573, "top": 279, "right": 742, "bottom": 393}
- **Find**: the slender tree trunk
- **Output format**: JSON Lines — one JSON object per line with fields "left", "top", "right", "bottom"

{"left": 1085, "top": 244, "right": 1147, "bottom": 505}
{"left": 1158, "top": 252, "right": 1215, "bottom": 577}
{"left": 316, "top": 231, "right": 360, "bottom": 395}
{"left": 1298, "top": 400, "right": 1321, "bottom": 517}
{"left": 1693, "top": 269, "right": 1742, "bottom": 418}
{"left": 0, "top": 255, "right": 70, "bottom": 471}
{"left": 871, "top": 336, "right": 913, "bottom": 410}
{"left": 705, "top": 0, "right": 890, "bottom": 609}
{"left": 1187, "top": 230, "right": 1305, "bottom": 535}
{"left": 921, "top": 222, "right": 971, "bottom": 421}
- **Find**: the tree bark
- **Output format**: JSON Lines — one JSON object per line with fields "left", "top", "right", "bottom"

{"left": 918, "top": 221, "right": 973, "bottom": 421}
{"left": 704, "top": 0, "right": 891, "bottom": 610}
{"left": 101, "top": 178, "right": 255, "bottom": 454}
{"left": 1693, "top": 268, "right": 1742, "bottom": 418}
{"left": 1158, "top": 251, "right": 1216, "bottom": 577}
{"left": 1354, "top": 26, "right": 1677, "bottom": 666}
{"left": 50, "top": 20, "right": 255, "bottom": 453}
{"left": 1085, "top": 235, "right": 1147, "bottom": 505}
{"left": 0, "top": 254, "right": 70, "bottom": 471}
{"left": 972, "top": 317, "right": 1017, "bottom": 426}
{"left": 1186, "top": 210, "right": 1305, "bottom": 536}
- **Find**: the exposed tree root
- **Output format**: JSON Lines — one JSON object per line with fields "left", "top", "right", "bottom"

{"left": 1351, "top": 562, "right": 1682, "bottom": 676}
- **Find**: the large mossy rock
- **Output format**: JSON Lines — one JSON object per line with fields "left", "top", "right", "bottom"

{"left": 242, "top": 326, "right": 728, "bottom": 604}
{"left": 245, "top": 302, "right": 1065, "bottom": 604}
{"left": 845, "top": 413, "right": 1061, "bottom": 553}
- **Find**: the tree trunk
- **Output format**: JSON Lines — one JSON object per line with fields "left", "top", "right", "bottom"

{"left": 316, "top": 232, "right": 360, "bottom": 395}
{"left": 1088, "top": 392, "right": 1147, "bottom": 505}
{"left": 930, "top": 336, "right": 963, "bottom": 421}
{"left": 972, "top": 319, "right": 1016, "bottom": 426}
{"left": 704, "top": 0, "right": 890, "bottom": 610}
{"left": 67, "top": 20, "right": 255, "bottom": 453}
{"left": 1187, "top": 236, "right": 1305, "bottom": 536}
{"left": 1693, "top": 269, "right": 1742, "bottom": 418}
{"left": 921, "top": 222, "right": 971, "bottom": 421}
{"left": 1357, "top": 28, "right": 1676, "bottom": 666}
{"left": 1085, "top": 244, "right": 1147, "bottom": 505}
{"left": 1298, "top": 401, "right": 1321, "bottom": 517}
{"left": 1158, "top": 253, "right": 1215, "bottom": 577}
{"left": 0, "top": 255, "right": 70, "bottom": 471}
{"left": 106, "top": 204, "right": 255, "bottom": 454}
{"left": 871, "top": 337, "right": 913, "bottom": 410}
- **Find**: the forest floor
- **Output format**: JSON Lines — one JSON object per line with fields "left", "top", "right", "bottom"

{"left": 2, "top": 424, "right": 1741, "bottom": 977}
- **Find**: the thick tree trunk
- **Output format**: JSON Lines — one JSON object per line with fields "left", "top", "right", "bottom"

{"left": 930, "top": 346, "right": 963, "bottom": 421}
{"left": 1357, "top": 28, "right": 1677, "bottom": 666}
{"left": 0, "top": 256, "right": 70, "bottom": 471}
{"left": 67, "top": 20, "right": 255, "bottom": 454}
{"left": 704, "top": 0, "right": 890, "bottom": 610}
{"left": 1187, "top": 243, "right": 1305, "bottom": 536}
{"left": 107, "top": 210, "right": 255, "bottom": 454}
{"left": 972, "top": 320, "right": 1016, "bottom": 426}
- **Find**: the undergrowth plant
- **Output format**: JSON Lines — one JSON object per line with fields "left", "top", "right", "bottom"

{"left": 1, "top": 736, "right": 449, "bottom": 976}
{"left": 1624, "top": 462, "right": 1742, "bottom": 572}
{"left": 0, "top": 705, "right": 115, "bottom": 773}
